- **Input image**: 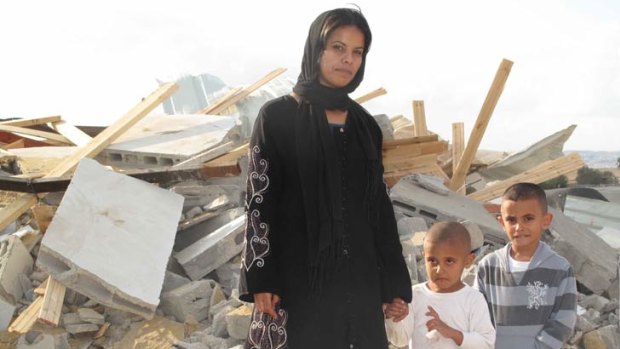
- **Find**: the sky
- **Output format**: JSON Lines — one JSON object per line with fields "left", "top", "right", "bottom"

{"left": 0, "top": 0, "right": 619, "bottom": 151}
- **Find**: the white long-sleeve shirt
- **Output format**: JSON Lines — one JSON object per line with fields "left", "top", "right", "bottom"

{"left": 385, "top": 283, "right": 495, "bottom": 349}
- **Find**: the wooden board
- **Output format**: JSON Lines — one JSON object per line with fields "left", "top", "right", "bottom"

{"left": 449, "top": 59, "right": 513, "bottom": 191}
{"left": 3, "top": 139, "right": 25, "bottom": 149}
{"left": 468, "top": 153, "right": 585, "bottom": 202}
{"left": 0, "top": 116, "right": 62, "bottom": 127}
{"left": 383, "top": 135, "right": 438, "bottom": 149}
{"left": 50, "top": 120, "right": 93, "bottom": 147}
{"left": 38, "top": 276, "right": 66, "bottom": 326}
{"left": 199, "top": 87, "right": 242, "bottom": 115}
{"left": 412, "top": 100, "right": 428, "bottom": 137}
{"left": 200, "top": 68, "right": 285, "bottom": 115}
{"left": 0, "top": 125, "right": 71, "bottom": 144}
{"left": 8, "top": 296, "right": 43, "bottom": 333}
{"left": 451, "top": 122, "right": 465, "bottom": 194}
{"left": 355, "top": 87, "right": 387, "bottom": 104}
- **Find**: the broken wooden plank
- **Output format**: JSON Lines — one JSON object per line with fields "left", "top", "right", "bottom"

{"left": 449, "top": 58, "right": 513, "bottom": 191}
{"left": 468, "top": 153, "right": 585, "bottom": 202}
{"left": 384, "top": 153, "right": 438, "bottom": 173}
{"left": 452, "top": 122, "right": 465, "bottom": 194}
{"left": 383, "top": 140, "right": 448, "bottom": 161}
{"left": 50, "top": 120, "right": 93, "bottom": 147}
{"left": 38, "top": 276, "right": 66, "bottom": 326}
{"left": 200, "top": 68, "right": 286, "bottom": 115}
{"left": 412, "top": 100, "right": 428, "bottom": 137}
{"left": 0, "top": 194, "right": 38, "bottom": 231}
{"left": 355, "top": 87, "right": 387, "bottom": 104}
{"left": 0, "top": 125, "right": 71, "bottom": 145}
{"left": 0, "top": 116, "right": 62, "bottom": 127}
{"left": 8, "top": 296, "right": 43, "bottom": 333}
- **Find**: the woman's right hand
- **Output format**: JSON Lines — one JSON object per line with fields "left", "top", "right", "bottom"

{"left": 254, "top": 292, "right": 281, "bottom": 319}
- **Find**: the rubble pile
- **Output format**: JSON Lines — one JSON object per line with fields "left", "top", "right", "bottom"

{"left": 0, "top": 61, "right": 617, "bottom": 349}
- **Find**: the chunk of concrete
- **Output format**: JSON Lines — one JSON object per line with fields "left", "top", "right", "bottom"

{"left": 0, "top": 295, "right": 16, "bottom": 330}
{"left": 61, "top": 312, "right": 82, "bottom": 326}
{"left": 175, "top": 215, "right": 245, "bottom": 280}
{"left": 159, "top": 280, "right": 216, "bottom": 322}
{"left": 545, "top": 208, "right": 618, "bottom": 295}
{"left": 0, "top": 235, "right": 34, "bottom": 304}
{"left": 64, "top": 323, "right": 99, "bottom": 334}
{"left": 174, "top": 207, "right": 245, "bottom": 251}
{"left": 36, "top": 158, "right": 184, "bottom": 319}
{"left": 225, "top": 305, "right": 252, "bottom": 340}
{"left": 16, "top": 331, "right": 70, "bottom": 349}
{"left": 390, "top": 176, "right": 506, "bottom": 244}
{"left": 162, "top": 271, "right": 191, "bottom": 293}
{"left": 396, "top": 217, "right": 427, "bottom": 240}
{"left": 77, "top": 307, "right": 105, "bottom": 325}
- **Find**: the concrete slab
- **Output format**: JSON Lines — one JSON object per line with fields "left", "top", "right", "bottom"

{"left": 37, "top": 158, "right": 184, "bottom": 319}
{"left": 545, "top": 208, "right": 618, "bottom": 295}
{"left": 0, "top": 235, "right": 34, "bottom": 303}
{"left": 175, "top": 215, "right": 245, "bottom": 280}
{"left": 390, "top": 176, "right": 506, "bottom": 245}
{"left": 97, "top": 115, "right": 241, "bottom": 168}
{"left": 174, "top": 207, "right": 245, "bottom": 252}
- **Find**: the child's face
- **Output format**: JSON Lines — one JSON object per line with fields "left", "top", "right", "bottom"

{"left": 499, "top": 198, "right": 553, "bottom": 256}
{"left": 423, "top": 239, "right": 474, "bottom": 293}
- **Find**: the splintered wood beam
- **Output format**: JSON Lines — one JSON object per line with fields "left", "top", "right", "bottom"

{"left": 0, "top": 125, "right": 71, "bottom": 144}
{"left": 412, "top": 100, "right": 428, "bottom": 137}
{"left": 50, "top": 120, "right": 93, "bottom": 147}
{"left": 468, "top": 153, "right": 585, "bottom": 202}
{"left": 0, "top": 83, "right": 178, "bottom": 231}
{"left": 449, "top": 59, "right": 513, "bottom": 191}
{"left": 8, "top": 296, "right": 43, "bottom": 333}
{"left": 355, "top": 87, "right": 387, "bottom": 104}
{"left": 200, "top": 68, "right": 286, "bottom": 115}
{"left": 38, "top": 276, "right": 66, "bottom": 326}
{"left": 452, "top": 122, "right": 465, "bottom": 194}
{"left": 0, "top": 116, "right": 62, "bottom": 127}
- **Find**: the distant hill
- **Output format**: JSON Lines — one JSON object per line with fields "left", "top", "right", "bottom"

{"left": 568, "top": 150, "right": 620, "bottom": 168}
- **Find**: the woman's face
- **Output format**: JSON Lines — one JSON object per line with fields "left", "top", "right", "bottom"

{"left": 318, "top": 25, "right": 365, "bottom": 88}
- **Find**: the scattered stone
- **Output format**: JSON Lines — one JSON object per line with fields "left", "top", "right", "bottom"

{"left": 77, "top": 307, "right": 105, "bottom": 325}
{"left": 64, "top": 323, "right": 99, "bottom": 334}
{"left": 225, "top": 305, "right": 252, "bottom": 340}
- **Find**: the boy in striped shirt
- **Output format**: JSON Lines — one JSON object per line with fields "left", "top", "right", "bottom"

{"left": 475, "top": 182, "right": 577, "bottom": 349}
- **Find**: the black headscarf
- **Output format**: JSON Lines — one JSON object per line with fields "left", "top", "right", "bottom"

{"left": 292, "top": 8, "right": 382, "bottom": 294}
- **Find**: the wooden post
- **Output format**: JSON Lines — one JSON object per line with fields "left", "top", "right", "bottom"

{"left": 448, "top": 58, "right": 513, "bottom": 191}
{"left": 355, "top": 87, "right": 387, "bottom": 104}
{"left": 412, "top": 100, "right": 428, "bottom": 137}
{"left": 0, "top": 116, "right": 62, "bottom": 127}
{"left": 452, "top": 122, "right": 465, "bottom": 193}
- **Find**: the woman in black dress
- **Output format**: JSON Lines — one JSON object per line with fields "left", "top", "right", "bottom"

{"left": 239, "top": 7, "right": 412, "bottom": 349}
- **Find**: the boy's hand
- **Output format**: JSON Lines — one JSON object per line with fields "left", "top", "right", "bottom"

{"left": 426, "top": 306, "right": 464, "bottom": 345}
{"left": 254, "top": 292, "right": 280, "bottom": 319}
{"left": 383, "top": 297, "right": 408, "bottom": 322}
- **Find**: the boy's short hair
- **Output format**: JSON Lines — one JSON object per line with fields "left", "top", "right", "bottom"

{"left": 425, "top": 221, "right": 471, "bottom": 252}
{"left": 502, "top": 182, "right": 548, "bottom": 213}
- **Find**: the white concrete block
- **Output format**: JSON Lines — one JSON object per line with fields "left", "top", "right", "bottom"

{"left": 37, "top": 158, "right": 184, "bottom": 319}
{"left": 0, "top": 235, "right": 34, "bottom": 303}
{"left": 175, "top": 215, "right": 245, "bottom": 280}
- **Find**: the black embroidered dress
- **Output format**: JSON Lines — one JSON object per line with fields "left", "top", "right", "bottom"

{"left": 240, "top": 96, "right": 412, "bottom": 349}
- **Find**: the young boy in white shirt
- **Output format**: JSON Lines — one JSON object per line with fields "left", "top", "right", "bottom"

{"left": 385, "top": 221, "right": 495, "bottom": 349}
